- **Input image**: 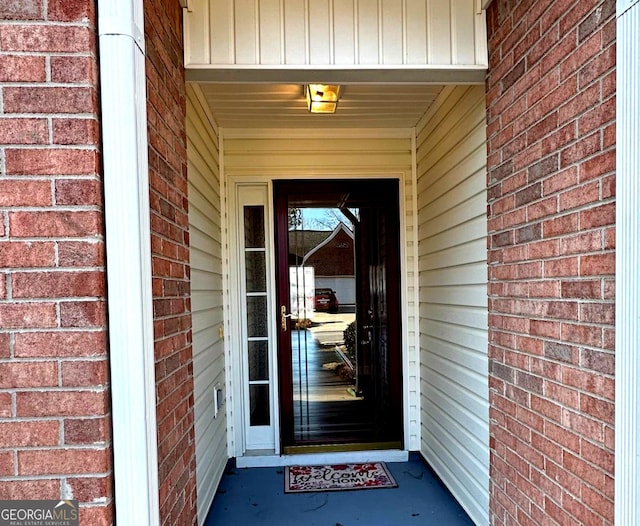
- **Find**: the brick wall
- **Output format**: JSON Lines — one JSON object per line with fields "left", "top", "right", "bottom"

{"left": 144, "top": 2, "right": 197, "bottom": 525}
{"left": 0, "top": 1, "right": 112, "bottom": 524}
{"left": 486, "top": 0, "right": 615, "bottom": 524}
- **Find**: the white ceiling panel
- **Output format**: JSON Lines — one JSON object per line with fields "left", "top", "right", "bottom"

{"left": 195, "top": 83, "right": 446, "bottom": 129}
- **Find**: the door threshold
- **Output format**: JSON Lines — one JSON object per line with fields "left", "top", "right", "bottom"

{"left": 283, "top": 441, "right": 401, "bottom": 455}
{"left": 236, "top": 448, "right": 409, "bottom": 468}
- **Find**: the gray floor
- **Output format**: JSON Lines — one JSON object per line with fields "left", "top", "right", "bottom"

{"left": 204, "top": 454, "right": 475, "bottom": 526}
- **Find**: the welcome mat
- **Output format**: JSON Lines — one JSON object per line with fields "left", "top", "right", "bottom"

{"left": 285, "top": 462, "right": 398, "bottom": 493}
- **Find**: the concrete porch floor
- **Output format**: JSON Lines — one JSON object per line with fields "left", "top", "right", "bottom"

{"left": 204, "top": 454, "right": 475, "bottom": 526}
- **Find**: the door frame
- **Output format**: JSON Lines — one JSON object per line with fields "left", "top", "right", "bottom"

{"left": 273, "top": 178, "right": 404, "bottom": 450}
{"left": 226, "top": 169, "right": 416, "bottom": 463}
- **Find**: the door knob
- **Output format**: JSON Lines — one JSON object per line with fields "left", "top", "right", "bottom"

{"left": 281, "top": 305, "right": 292, "bottom": 331}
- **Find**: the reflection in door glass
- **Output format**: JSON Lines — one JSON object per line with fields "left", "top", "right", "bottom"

{"left": 288, "top": 207, "right": 366, "bottom": 442}
{"left": 275, "top": 180, "right": 403, "bottom": 450}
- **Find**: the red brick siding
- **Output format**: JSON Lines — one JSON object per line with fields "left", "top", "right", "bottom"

{"left": 144, "top": 2, "right": 197, "bottom": 525}
{"left": 0, "top": 1, "right": 112, "bottom": 524}
{"left": 486, "top": 0, "right": 615, "bottom": 525}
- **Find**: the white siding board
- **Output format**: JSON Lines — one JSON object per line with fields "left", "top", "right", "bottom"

{"left": 259, "top": 0, "right": 283, "bottom": 64}
{"left": 209, "top": 0, "right": 233, "bottom": 64}
{"left": 417, "top": 162, "right": 485, "bottom": 220}
{"left": 333, "top": 0, "right": 356, "bottom": 64}
{"left": 420, "top": 262, "right": 486, "bottom": 287}
{"left": 421, "top": 427, "right": 488, "bottom": 525}
{"left": 356, "top": 0, "right": 380, "bottom": 64}
{"left": 419, "top": 215, "right": 487, "bottom": 254}
{"left": 422, "top": 320, "right": 487, "bottom": 356}
{"left": 417, "top": 118, "right": 485, "bottom": 180}
{"left": 225, "top": 152, "right": 411, "bottom": 170}
{"left": 427, "top": 0, "right": 451, "bottom": 64}
{"left": 418, "top": 130, "right": 485, "bottom": 190}
{"left": 224, "top": 136, "right": 412, "bottom": 172}
{"left": 193, "top": 346, "right": 224, "bottom": 399}
{"left": 185, "top": 0, "right": 210, "bottom": 65}
{"left": 190, "top": 231, "right": 221, "bottom": 263}
{"left": 420, "top": 415, "right": 487, "bottom": 493}
{"left": 425, "top": 303, "right": 486, "bottom": 330}
{"left": 223, "top": 137, "right": 410, "bottom": 152}
{"left": 187, "top": 108, "right": 220, "bottom": 154}
{"left": 421, "top": 336, "right": 487, "bottom": 383}
{"left": 187, "top": 86, "right": 227, "bottom": 525}
{"left": 418, "top": 191, "right": 485, "bottom": 236}
{"left": 417, "top": 85, "right": 489, "bottom": 526}
{"left": 187, "top": 116, "right": 220, "bottom": 175}
{"left": 417, "top": 95, "right": 480, "bottom": 151}
{"left": 419, "top": 284, "right": 487, "bottom": 307}
{"left": 189, "top": 186, "right": 221, "bottom": 225}
{"left": 234, "top": 0, "right": 258, "bottom": 63}
{"left": 420, "top": 238, "right": 486, "bottom": 269}
{"left": 190, "top": 274, "right": 222, "bottom": 301}
{"left": 451, "top": 0, "right": 475, "bottom": 64}
{"left": 416, "top": 85, "right": 463, "bottom": 138}
{"left": 381, "top": 0, "right": 404, "bottom": 64}
{"left": 405, "top": 0, "right": 428, "bottom": 64}
{"left": 308, "top": 0, "right": 332, "bottom": 64}
{"left": 421, "top": 375, "right": 487, "bottom": 450}
{"left": 417, "top": 125, "right": 485, "bottom": 187}
{"left": 417, "top": 87, "right": 483, "bottom": 154}
{"left": 421, "top": 360, "right": 486, "bottom": 409}
{"left": 190, "top": 229, "right": 222, "bottom": 265}
{"left": 190, "top": 206, "right": 222, "bottom": 245}
{"left": 420, "top": 409, "right": 487, "bottom": 487}
{"left": 283, "top": 0, "right": 307, "bottom": 64}
{"left": 189, "top": 147, "right": 220, "bottom": 184}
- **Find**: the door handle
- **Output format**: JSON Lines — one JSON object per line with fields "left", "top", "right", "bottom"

{"left": 281, "top": 305, "right": 292, "bottom": 331}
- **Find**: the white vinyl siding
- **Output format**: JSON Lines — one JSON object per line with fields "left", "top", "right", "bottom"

{"left": 186, "top": 85, "right": 227, "bottom": 524}
{"left": 416, "top": 85, "right": 489, "bottom": 526}
{"left": 184, "top": 0, "right": 488, "bottom": 76}
{"left": 223, "top": 129, "right": 422, "bottom": 452}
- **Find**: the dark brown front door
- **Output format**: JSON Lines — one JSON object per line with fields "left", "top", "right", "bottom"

{"left": 274, "top": 179, "right": 403, "bottom": 452}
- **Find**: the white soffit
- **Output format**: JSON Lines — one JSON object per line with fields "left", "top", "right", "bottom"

{"left": 195, "top": 83, "right": 446, "bottom": 129}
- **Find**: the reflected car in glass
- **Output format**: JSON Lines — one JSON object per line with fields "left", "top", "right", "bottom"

{"left": 314, "top": 288, "right": 339, "bottom": 313}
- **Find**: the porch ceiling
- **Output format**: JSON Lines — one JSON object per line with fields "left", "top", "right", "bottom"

{"left": 194, "top": 83, "right": 446, "bottom": 129}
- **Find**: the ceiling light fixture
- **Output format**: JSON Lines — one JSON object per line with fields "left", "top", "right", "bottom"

{"left": 305, "top": 84, "right": 342, "bottom": 114}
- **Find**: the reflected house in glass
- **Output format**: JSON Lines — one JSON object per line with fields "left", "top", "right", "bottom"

{"left": 289, "top": 223, "right": 356, "bottom": 311}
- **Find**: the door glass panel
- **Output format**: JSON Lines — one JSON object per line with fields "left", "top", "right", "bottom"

{"left": 246, "top": 296, "right": 268, "bottom": 337}
{"left": 248, "top": 341, "right": 269, "bottom": 381}
{"left": 249, "top": 384, "right": 270, "bottom": 426}
{"left": 288, "top": 207, "right": 360, "bottom": 443}
{"left": 243, "top": 204, "right": 270, "bottom": 430}
{"left": 244, "top": 206, "right": 265, "bottom": 248}
{"left": 245, "top": 251, "right": 266, "bottom": 292}
{"left": 276, "top": 180, "right": 403, "bottom": 450}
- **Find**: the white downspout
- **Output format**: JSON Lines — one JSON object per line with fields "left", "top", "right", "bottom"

{"left": 615, "top": 2, "right": 640, "bottom": 525}
{"left": 97, "top": 1, "right": 160, "bottom": 524}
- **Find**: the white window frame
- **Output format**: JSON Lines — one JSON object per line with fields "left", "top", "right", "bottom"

{"left": 229, "top": 183, "right": 280, "bottom": 454}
